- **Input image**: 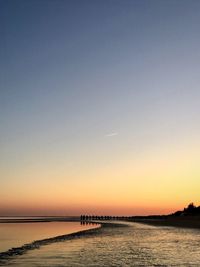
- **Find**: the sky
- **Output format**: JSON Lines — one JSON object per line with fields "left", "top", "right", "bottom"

{"left": 1, "top": 0, "right": 200, "bottom": 216}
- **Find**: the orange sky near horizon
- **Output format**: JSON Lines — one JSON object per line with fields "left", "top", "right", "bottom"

{"left": 1, "top": 1, "right": 200, "bottom": 216}
{"left": 1, "top": 139, "right": 200, "bottom": 216}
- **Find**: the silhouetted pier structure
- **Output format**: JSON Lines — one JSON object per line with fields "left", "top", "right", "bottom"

{"left": 80, "top": 215, "right": 167, "bottom": 222}
{"left": 80, "top": 203, "right": 200, "bottom": 224}
{"left": 80, "top": 215, "right": 132, "bottom": 221}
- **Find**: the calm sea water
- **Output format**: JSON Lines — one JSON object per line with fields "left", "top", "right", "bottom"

{"left": 1, "top": 221, "right": 200, "bottom": 266}
{"left": 0, "top": 221, "right": 98, "bottom": 252}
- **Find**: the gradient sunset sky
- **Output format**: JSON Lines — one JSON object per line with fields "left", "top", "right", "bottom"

{"left": 1, "top": 0, "right": 200, "bottom": 216}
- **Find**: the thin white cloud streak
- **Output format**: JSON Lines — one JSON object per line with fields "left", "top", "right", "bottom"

{"left": 105, "top": 132, "right": 118, "bottom": 137}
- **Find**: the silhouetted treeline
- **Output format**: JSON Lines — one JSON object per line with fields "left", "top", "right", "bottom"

{"left": 80, "top": 203, "right": 200, "bottom": 222}
{"left": 171, "top": 203, "right": 200, "bottom": 216}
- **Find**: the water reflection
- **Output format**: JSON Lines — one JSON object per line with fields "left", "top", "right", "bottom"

{"left": 0, "top": 222, "right": 98, "bottom": 253}
{"left": 4, "top": 222, "right": 200, "bottom": 267}
{"left": 80, "top": 221, "right": 99, "bottom": 226}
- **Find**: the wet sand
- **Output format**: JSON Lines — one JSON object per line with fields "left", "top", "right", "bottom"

{"left": 131, "top": 216, "right": 200, "bottom": 229}
{"left": 3, "top": 221, "right": 200, "bottom": 267}
{"left": 2, "top": 216, "right": 200, "bottom": 229}
{"left": 0, "top": 220, "right": 126, "bottom": 263}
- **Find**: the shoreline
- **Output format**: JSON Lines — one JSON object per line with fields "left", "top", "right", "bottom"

{"left": 0, "top": 220, "right": 127, "bottom": 264}
{"left": 2, "top": 216, "right": 200, "bottom": 230}
{"left": 0, "top": 217, "right": 80, "bottom": 223}
{"left": 1, "top": 217, "right": 200, "bottom": 265}
{"left": 129, "top": 216, "right": 200, "bottom": 230}
{"left": 0, "top": 222, "right": 101, "bottom": 264}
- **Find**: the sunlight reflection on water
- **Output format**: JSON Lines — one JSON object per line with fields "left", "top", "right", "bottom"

{"left": 0, "top": 221, "right": 98, "bottom": 252}
{"left": 3, "top": 222, "right": 200, "bottom": 266}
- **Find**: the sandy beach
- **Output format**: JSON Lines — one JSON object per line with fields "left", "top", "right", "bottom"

{"left": 2, "top": 220, "right": 200, "bottom": 266}
{"left": 131, "top": 216, "right": 200, "bottom": 229}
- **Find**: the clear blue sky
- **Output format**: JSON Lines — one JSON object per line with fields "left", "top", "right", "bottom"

{"left": 1, "top": 0, "right": 200, "bottom": 215}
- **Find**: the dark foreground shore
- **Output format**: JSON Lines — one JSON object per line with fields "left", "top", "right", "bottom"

{"left": 131, "top": 216, "right": 200, "bottom": 229}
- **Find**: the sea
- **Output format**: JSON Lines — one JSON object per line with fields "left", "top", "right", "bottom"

{"left": 0, "top": 218, "right": 200, "bottom": 266}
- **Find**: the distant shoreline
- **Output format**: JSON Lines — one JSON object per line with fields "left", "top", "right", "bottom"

{"left": 0, "top": 217, "right": 79, "bottom": 224}
{"left": 1, "top": 215, "right": 200, "bottom": 230}
{"left": 129, "top": 216, "right": 200, "bottom": 229}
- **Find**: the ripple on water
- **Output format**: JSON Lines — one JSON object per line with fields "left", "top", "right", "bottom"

{"left": 2, "top": 222, "right": 200, "bottom": 267}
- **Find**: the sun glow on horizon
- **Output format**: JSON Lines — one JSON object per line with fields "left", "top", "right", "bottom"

{"left": 1, "top": 0, "right": 200, "bottom": 216}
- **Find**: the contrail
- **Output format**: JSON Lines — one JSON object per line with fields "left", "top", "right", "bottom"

{"left": 105, "top": 132, "right": 118, "bottom": 137}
